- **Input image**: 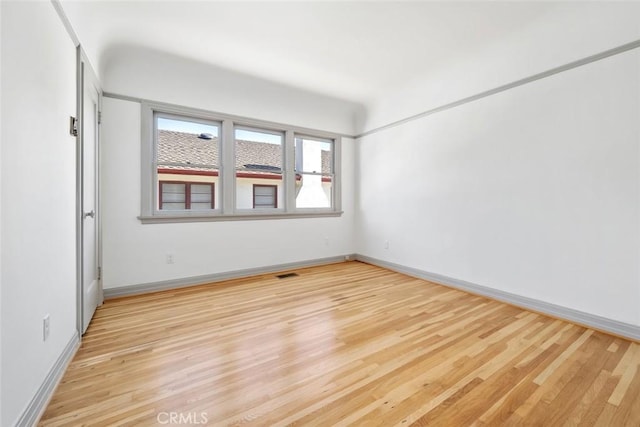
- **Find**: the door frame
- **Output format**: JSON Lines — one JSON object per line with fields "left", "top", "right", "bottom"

{"left": 76, "top": 46, "right": 103, "bottom": 336}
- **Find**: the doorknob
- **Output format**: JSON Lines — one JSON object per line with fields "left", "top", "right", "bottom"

{"left": 84, "top": 210, "right": 95, "bottom": 219}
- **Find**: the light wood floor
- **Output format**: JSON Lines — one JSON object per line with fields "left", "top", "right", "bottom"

{"left": 40, "top": 261, "right": 640, "bottom": 426}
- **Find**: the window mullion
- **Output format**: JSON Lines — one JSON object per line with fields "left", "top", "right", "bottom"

{"left": 221, "top": 119, "right": 235, "bottom": 214}
{"left": 284, "top": 130, "right": 295, "bottom": 213}
{"left": 333, "top": 137, "right": 342, "bottom": 212}
{"left": 141, "top": 104, "right": 155, "bottom": 215}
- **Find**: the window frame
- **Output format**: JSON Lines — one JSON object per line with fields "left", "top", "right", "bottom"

{"left": 139, "top": 101, "right": 342, "bottom": 223}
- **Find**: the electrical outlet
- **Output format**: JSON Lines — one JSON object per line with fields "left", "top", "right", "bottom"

{"left": 43, "top": 315, "right": 50, "bottom": 341}
{"left": 324, "top": 237, "right": 329, "bottom": 246}
{"left": 384, "top": 240, "right": 390, "bottom": 250}
{"left": 166, "top": 253, "right": 174, "bottom": 264}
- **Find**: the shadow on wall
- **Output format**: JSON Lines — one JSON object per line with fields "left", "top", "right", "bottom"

{"left": 98, "top": 43, "right": 366, "bottom": 136}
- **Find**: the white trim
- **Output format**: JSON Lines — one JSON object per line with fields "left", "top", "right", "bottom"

{"left": 221, "top": 119, "right": 235, "bottom": 215}
{"left": 284, "top": 130, "right": 296, "bottom": 210}
{"left": 235, "top": 124, "right": 285, "bottom": 137}
{"left": 16, "top": 333, "right": 80, "bottom": 427}
{"left": 140, "top": 102, "right": 154, "bottom": 217}
{"left": 103, "top": 255, "right": 355, "bottom": 299}
{"left": 74, "top": 46, "right": 83, "bottom": 340}
{"left": 50, "top": 0, "right": 79, "bottom": 47}
{"left": 331, "top": 136, "right": 342, "bottom": 212}
{"left": 355, "top": 255, "right": 640, "bottom": 342}
{"left": 77, "top": 47, "right": 103, "bottom": 335}
{"left": 356, "top": 38, "right": 640, "bottom": 139}
{"left": 138, "top": 210, "right": 343, "bottom": 224}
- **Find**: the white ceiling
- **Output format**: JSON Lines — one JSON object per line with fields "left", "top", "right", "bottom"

{"left": 60, "top": 1, "right": 639, "bottom": 106}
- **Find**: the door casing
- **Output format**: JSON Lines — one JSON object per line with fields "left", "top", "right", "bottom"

{"left": 76, "top": 46, "right": 103, "bottom": 335}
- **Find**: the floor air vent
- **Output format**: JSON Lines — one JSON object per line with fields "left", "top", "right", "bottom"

{"left": 276, "top": 272, "right": 299, "bottom": 279}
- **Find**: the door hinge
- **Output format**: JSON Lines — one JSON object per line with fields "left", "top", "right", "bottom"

{"left": 97, "top": 266, "right": 102, "bottom": 281}
{"left": 98, "top": 111, "right": 102, "bottom": 125}
{"left": 69, "top": 116, "right": 78, "bottom": 137}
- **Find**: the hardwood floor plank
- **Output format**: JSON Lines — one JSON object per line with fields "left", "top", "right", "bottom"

{"left": 608, "top": 342, "right": 639, "bottom": 405}
{"left": 610, "top": 365, "right": 640, "bottom": 426}
{"left": 533, "top": 329, "right": 594, "bottom": 385}
{"left": 422, "top": 320, "right": 568, "bottom": 425}
{"left": 39, "top": 262, "right": 640, "bottom": 426}
{"left": 564, "top": 370, "right": 611, "bottom": 426}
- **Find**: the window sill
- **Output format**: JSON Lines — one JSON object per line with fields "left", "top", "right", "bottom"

{"left": 138, "top": 211, "right": 344, "bottom": 224}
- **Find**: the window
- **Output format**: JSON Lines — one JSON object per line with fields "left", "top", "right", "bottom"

{"left": 295, "top": 136, "right": 333, "bottom": 209}
{"left": 155, "top": 113, "right": 220, "bottom": 211}
{"left": 253, "top": 185, "right": 277, "bottom": 208}
{"left": 159, "top": 182, "right": 215, "bottom": 210}
{"left": 140, "top": 102, "right": 342, "bottom": 223}
{"left": 236, "top": 128, "right": 283, "bottom": 210}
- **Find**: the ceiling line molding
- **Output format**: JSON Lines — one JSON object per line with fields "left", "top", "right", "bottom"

{"left": 356, "top": 38, "right": 640, "bottom": 140}
{"left": 50, "top": 0, "right": 80, "bottom": 47}
{"left": 102, "top": 91, "right": 358, "bottom": 140}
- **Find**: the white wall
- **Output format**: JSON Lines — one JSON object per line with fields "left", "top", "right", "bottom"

{"left": 364, "top": 2, "right": 640, "bottom": 133}
{"left": 0, "top": 2, "right": 3, "bottom": 422}
{"left": 100, "top": 43, "right": 358, "bottom": 290}
{"left": 357, "top": 49, "right": 640, "bottom": 326}
{"left": 102, "top": 96, "right": 355, "bottom": 289}
{"left": 0, "top": 2, "right": 78, "bottom": 426}
{"left": 102, "top": 45, "right": 362, "bottom": 137}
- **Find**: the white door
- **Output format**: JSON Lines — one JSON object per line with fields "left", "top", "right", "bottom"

{"left": 81, "top": 59, "right": 101, "bottom": 333}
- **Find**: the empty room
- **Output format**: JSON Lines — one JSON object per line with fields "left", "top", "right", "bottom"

{"left": 1, "top": 0, "right": 640, "bottom": 425}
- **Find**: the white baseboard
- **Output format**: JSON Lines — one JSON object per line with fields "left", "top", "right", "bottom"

{"left": 15, "top": 332, "right": 80, "bottom": 427}
{"left": 104, "top": 255, "right": 356, "bottom": 299}
{"left": 103, "top": 252, "right": 640, "bottom": 341}
{"left": 355, "top": 254, "right": 640, "bottom": 342}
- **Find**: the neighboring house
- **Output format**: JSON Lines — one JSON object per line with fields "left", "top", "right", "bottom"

{"left": 157, "top": 130, "right": 332, "bottom": 210}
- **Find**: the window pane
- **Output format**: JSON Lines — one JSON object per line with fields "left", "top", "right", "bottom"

{"left": 157, "top": 117, "right": 219, "bottom": 167}
{"left": 190, "top": 184, "right": 213, "bottom": 210}
{"left": 236, "top": 128, "right": 283, "bottom": 209}
{"left": 295, "top": 137, "right": 332, "bottom": 174}
{"left": 255, "top": 196, "right": 273, "bottom": 205}
{"left": 190, "top": 203, "right": 212, "bottom": 210}
{"left": 190, "top": 193, "right": 211, "bottom": 203}
{"left": 160, "top": 182, "right": 186, "bottom": 210}
{"left": 295, "top": 174, "right": 332, "bottom": 208}
{"left": 253, "top": 185, "right": 277, "bottom": 208}
{"left": 295, "top": 137, "right": 333, "bottom": 208}
{"left": 162, "top": 183, "right": 186, "bottom": 194}
{"left": 156, "top": 117, "right": 219, "bottom": 211}
{"left": 162, "top": 203, "right": 186, "bottom": 210}
{"left": 254, "top": 186, "right": 274, "bottom": 196}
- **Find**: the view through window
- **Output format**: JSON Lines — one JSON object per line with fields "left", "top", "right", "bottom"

{"left": 142, "top": 103, "right": 341, "bottom": 221}
{"left": 295, "top": 136, "right": 333, "bottom": 209}
{"left": 156, "top": 116, "right": 220, "bottom": 211}
{"left": 235, "top": 128, "right": 283, "bottom": 210}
